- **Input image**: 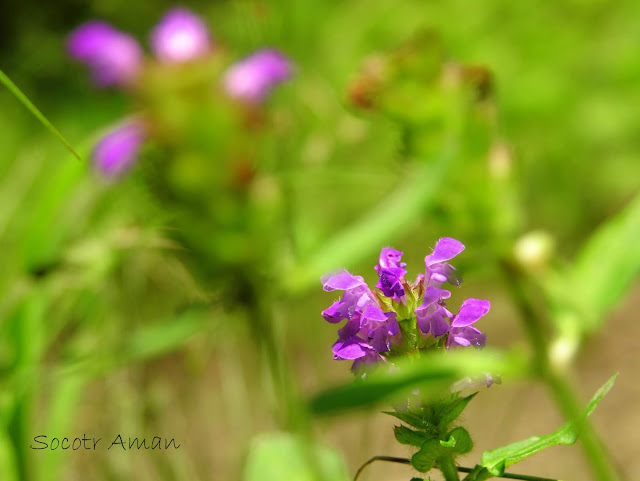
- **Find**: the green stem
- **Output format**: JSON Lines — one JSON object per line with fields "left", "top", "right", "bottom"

{"left": 499, "top": 260, "right": 621, "bottom": 481}
{"left": 459, "top": 465, "right": 562, "bottom": 481}
{"left": 352, "top": 457, "right": 563, "bottom": 481}
{"left": 439, "top": 456, "right": 461, "bottom": 481}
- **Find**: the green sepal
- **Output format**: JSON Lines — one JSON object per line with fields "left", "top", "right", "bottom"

{"left": 439, "top": 392, "right": 478, "bottom": 427}
{"left": 394, "top": 425, "right": 433, "bottom": 447}
{"left": 481, "top": 374, "right": 616, "bottom": 475}
{"left": 411, "top": 439, "right": 443, "bottom": 472}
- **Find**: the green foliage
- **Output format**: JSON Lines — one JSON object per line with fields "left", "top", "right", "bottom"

{"left": 0, "top": 69, "right": 81, "bottom": 161}
{"left": 410, "top": 427, "right": 473, "bottom": 473}
{"left": 480, "top": 374, "right": 617, "bottom": 476}
{"left": 394, "top": 425, "right": 431, "bottom": 447}
{"left": 310, "top": 349, "right": 528, "bottom": 415}
{"left": 411, "top": 439, "right": 443, "bottom": 472}
{"left": 447, "top": 426, "right": 473, "bottom": 454}
{"left": 243, "top": 432, "right": 350, "bottom": 481}
{"left": 547, "top": 193, "right": 640, "bottom": 338}
{"left": 439, "top": 392, "right": 477, "bottom": 427}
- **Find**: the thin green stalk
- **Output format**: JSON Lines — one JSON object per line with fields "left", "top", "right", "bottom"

{"left": 0, "top": 69, "right": 81, "bottom": 161}
{"left": 353, "top": 457, "right": 563, "bottom": 481}
{"left": 439, "top": 456, "right": 461, "bottom": 481}
{"left": 499, "top": 260, "right": 621, "bottom": 481}
{"left": 459, "top": 466, "right": 563, "bottom": 481}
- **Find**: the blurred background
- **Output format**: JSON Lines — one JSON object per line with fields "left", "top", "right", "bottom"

{"left": 1, "top": 1, "right": 639, "bottom": 480}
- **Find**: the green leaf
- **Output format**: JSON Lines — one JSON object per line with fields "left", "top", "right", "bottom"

{"left": 394, "top": 425, "right": 432, "bottom": 447}
{"left": 384, "top": 410, "right": 436, "bottom": 432}
{"left": 449, "top": 426, "right": 473, "bottom": 454}
{"left": 0, "top": 69, "right": 81, "bottom": 161}
{"left": 411, "top": 439, "right": 443, "bottom": 473}
{"left": 439, "top": 392, "right": 477, "bottom": 426}
{"left": 481, "top": 374, "right": 617, "bottom": 475}
{"left": 548, "top": 193, "right": 640, "bottom": 336}
{"left": 309, "top": 349, "right": 528, "bottom": 415}
{"left": 243, "top": 432, "right": 349, "bottom": 481}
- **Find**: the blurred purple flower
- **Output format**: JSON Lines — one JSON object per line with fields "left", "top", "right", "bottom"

{"left": 446, "top": 298, "right": 490, "bottom": 349}
{"left": 223, "top": 49, "right": 293, "bottom": 102}
{"left": 375, "top": 248, "right": 407, "bottom": 302}
{"left": 424, "top": 237, "right": 465, "bottom": 286}
{"left": 67, "top": 21, "right": 142, "bottom": 87}
{"left": 151, "top": 8, "right": 211, "bottom": 63}
{"left": 92, "top": 121, "right": 145, "bottom": 178}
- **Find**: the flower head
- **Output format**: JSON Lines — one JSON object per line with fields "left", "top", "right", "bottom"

{"left": 92, "top": 121, "right": 145, "bottom": 178}
{"left": 151, "top": 8, "right": 212, "bottom": 63}
{"left": 67, "top": 21, "right": 142, "bottom": 87}
{"left": 223, "top": 49, "right": 293, "bottom": 102}
{"left": 321, "top": 239, "right": 491, "bottom": 372}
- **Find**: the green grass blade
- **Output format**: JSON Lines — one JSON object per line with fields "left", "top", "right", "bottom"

{"left": 0, "top": 69, "right": 82, "bottom": 161}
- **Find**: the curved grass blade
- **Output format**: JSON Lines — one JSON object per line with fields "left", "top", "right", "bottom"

{"left": 0, "top": 69, "right": 81, "bottom": 161}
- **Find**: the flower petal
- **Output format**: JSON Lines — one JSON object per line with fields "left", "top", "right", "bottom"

{"left": 451, "top": 298, "right": 491, "bottom": 327}
{"left": 425, "top": 237, "right": 465, "bottom": 266}
{"left": 321, "top": 269, "right": 365, "bottom": 292}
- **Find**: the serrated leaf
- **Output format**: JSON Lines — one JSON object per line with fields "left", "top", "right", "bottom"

{"left": 439, "top": 392, "right": 477, "bottom": 426}
{"left": 449, "top": 426, "right": 473, "bottom": 454}
{"left": 481, "top": 374, "right": 616, "bottom": 475}
{"left": 411, "top": 439, "right": 443, "bottom": 473}
{"left": 394, "top": 425, "right": 432, "bottom": 447}
{"left": 384, "top": 410, "right": 436, "bottom": 431}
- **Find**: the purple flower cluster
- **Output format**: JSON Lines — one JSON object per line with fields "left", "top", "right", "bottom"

{"left": 67, "top": 8, "right": 293, "bottom": 178}
{"left": 321, "top": 238, "right": 490, "bottom": 371}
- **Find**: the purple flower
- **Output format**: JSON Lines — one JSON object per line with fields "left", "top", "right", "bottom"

{"left": 67, "top": 21, "right": 142, "bottom": 87}
{"left": 447, "top": 298, "right": 490, "bottom": 349}
{"left": 151, "top": 8, "right": 211, "bottom": 63}
{"left": 322, "top": 269, "right": 400, "bottom": 368}
{"left": 92, "top": 121, "right": 145, "bottom": 177}
{"left": 223, "top": 49, "right": 293, "bottom": 102}
{"left": 424, "top": 237, "right": 465, "bottom": 287}
{"left": 415, "top": 286, "right": 453, "bottom": 337}
{"left": 375, "top": 248, "right": 407, "bottom": 302}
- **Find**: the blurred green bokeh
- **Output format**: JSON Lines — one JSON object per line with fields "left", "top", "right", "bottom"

{"left": 1, "top": 1, "right": 639, "bottom": 481}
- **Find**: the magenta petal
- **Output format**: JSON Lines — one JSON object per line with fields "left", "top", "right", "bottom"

{"left": 321, "top": 269, "right": 365, "bottom": 292}
{"left": 361, "top": 304, "right": 388, "bottom": 324}
{"left": 425, "top": 237, "right": 465, "bottom": 266}
{"left": 377, "top": 247, "right": 406, "bottom": 270}
{"left": 451, "top": 298, "right": 491, "bottom": 327}
{"left": 332, "top": 337, "right": 371, "bottom": 360}
{"left": 322, "top": 300, "right": 346, "bottom": 323}
{"left": 418, "top": 287, "right": 451, "bottom": 309}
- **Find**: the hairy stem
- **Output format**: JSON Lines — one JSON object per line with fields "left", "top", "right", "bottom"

{"left": 439, "top": 456, "right": 461, "bottom": 481}
{"left": 499, "top": 259, "right": 621, "bottom": 481}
